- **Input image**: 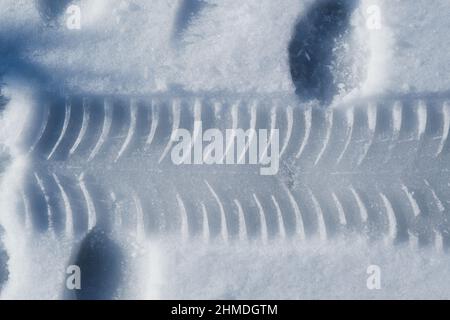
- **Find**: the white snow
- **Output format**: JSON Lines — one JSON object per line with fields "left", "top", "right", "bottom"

{"left": 1, "top": 0, "right": 450, "bottom": 299}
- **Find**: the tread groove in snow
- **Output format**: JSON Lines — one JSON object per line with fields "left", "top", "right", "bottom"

{"left": 11, "top": 94, "right": 450, "bottom": 250}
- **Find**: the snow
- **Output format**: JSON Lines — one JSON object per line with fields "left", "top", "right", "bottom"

{"left": 155, "top": 238, "right": 450, "bottom": 299}
{"left": 381, "top": 0, "right": 450, "bottom": 94}
{"left": 1, "top": 0, "right": 450, "bottom": 299}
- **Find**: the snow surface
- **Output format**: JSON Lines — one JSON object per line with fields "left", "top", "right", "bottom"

{"left": 1, "top": 0, "right": 450, "bottom": 299}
